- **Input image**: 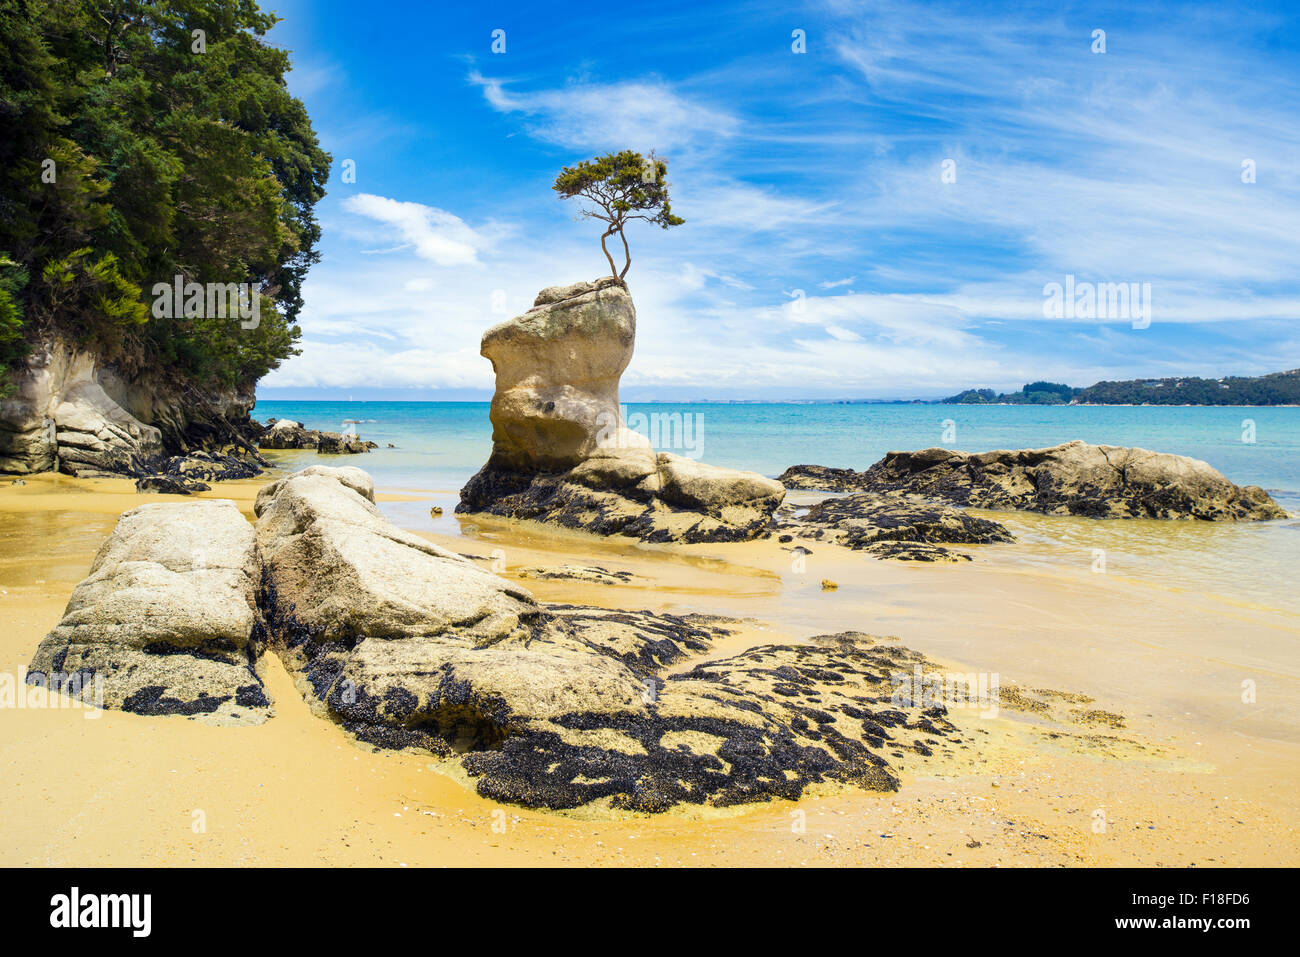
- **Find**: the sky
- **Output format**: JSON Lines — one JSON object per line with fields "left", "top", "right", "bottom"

{"left": 255, "top": 0, "right": 1300, "bottom": 401}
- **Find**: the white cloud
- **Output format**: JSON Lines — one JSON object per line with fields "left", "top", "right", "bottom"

{"left": 341, "top": 194, "right": 491, "bottom": 266}
{"left": 470, "top": 72, "right": 738, "bottom": 153}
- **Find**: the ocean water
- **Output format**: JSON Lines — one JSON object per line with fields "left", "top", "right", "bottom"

{"left": 255, "top": 400, "right": 1300, "bottom": 507}
{"left": 253, "top": 400, "right": 1300, "bottom": 614}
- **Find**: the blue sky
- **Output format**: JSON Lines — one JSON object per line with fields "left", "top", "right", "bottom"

{"left": 257, "top": 0, "right": 1300, "bottom": 401}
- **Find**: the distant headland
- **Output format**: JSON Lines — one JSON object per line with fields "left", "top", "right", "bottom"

{"left": 940, "top": 369, "right": 1300, "bottom": 406}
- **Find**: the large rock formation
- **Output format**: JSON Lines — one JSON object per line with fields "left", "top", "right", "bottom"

{"left": 781, "top": 441, "right": 1287, "bottom": 521}
{"left": 481, "top": 276, "right": 637, "bottom": 471}
{"left": 459, "top": 280, "right": 785, "bottom": 542}
{"left": 0, "top": 335, "right": 265, "bottom": 478}
{"left": 253, "top": 466, "right": 967, "bottom": 810}
{"left": 27, "top": 499, "right": 270, "bottom": 723}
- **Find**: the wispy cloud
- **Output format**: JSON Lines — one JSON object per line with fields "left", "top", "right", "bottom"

{"left": 469, "top": 71, "right": 739, "bottom": 153}
{"left": 341, "top": 194, "right": 495, "bottom": 266}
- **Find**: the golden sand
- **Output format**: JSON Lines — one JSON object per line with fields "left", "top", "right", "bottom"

{"left": 0, "top": 473, "right": 1296, "bottom": 866}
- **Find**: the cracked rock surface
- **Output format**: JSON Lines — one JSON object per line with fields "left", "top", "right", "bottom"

{"left": 27, "top": 499, "right": 269, "bottom": 724}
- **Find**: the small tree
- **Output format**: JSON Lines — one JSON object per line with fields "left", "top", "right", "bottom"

{"left": 553, "top": 150, "right": 684, "bottom": 280}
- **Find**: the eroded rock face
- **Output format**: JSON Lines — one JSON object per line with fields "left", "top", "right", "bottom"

{"left": 0, "top": 341, "right": 164, "bottom": 475}
{"left": 26, "top": 500, "right": 269, "bottom": 723}
{"left": 858, "top": 441, "right": 1286, "bottom": 520}
{"left": 791, "top": 492, "right": 1014, "bottom": 562}
{"left": 482, "top": 277, "right": 636, "bottom": 472}
{"left": 460, "top": 280, "right": 785, "bottom": 541}
{"left": 1, "top": 336, "right": 266, "bottom": 477}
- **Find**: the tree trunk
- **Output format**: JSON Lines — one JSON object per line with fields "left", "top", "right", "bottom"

{"left": 599, "top": 228, "right": 619, "bottom": 279}
{"left": 617, "top": 228, "right": 632, "bottom": 279}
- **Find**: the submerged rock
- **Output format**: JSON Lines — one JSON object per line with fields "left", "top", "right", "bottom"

{"left": 515, "top": 565, "right": 636, "bottom": 584}
{"left": 459, "top": 280, "right": 784, "bottom": 541}
{"left": 792, "top": 492, "right": 1014, "bottom": 561}
{"left": 27, "top": 500, "right": 269, "bottom": 723}
{"left": 857, "top": 441, "right": 1286, "bottom": 520}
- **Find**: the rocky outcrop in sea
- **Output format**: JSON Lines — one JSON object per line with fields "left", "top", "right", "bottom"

{"left": 258, "top": 418, "right": 376, "bottom": 454}
{"left": 780, "top": 441, "right": 1286, "bottom": 521}
{"left": 458, "top": 278, "right": 785, "bottom": 543}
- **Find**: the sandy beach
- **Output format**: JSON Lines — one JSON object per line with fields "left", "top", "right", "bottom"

{"left": 2, "top": 470, "right": 1295, "bottom": 867}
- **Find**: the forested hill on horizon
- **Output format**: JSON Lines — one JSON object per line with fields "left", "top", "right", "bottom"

{"left": 943, "top": 369, "right": 1300, "bottom": 406}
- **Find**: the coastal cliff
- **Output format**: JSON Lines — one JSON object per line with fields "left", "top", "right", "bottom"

{"left": 0, "top": 335, "right": 264, "bottom": 478}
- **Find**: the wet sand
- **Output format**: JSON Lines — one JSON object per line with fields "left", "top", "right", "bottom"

{"left": 1, "top": 472, "right": 1296, "bottom": 866}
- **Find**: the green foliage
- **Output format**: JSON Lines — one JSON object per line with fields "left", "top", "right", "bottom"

{"left": 942, "top": 372, "right": 1300, "bottom": 406}
{"left": 943, "top": 388, "right": 998, "bottom": 404}
{"left": 0, "top": 254, "right": 29, "bottom": 396}
{"left": 1023, "top": 380, "right": 1075, "bottom": 398}
{"left": 1073, "top": 371, "right": 1300, "bottom": 405}
{"left": 553, "top": 149, "right": 683, "bottom": 279}
{"left": 0, "top": 0, "right": 329, "bottom": 393}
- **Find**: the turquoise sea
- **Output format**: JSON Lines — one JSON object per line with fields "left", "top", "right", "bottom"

{"left": 255, "top": 400, "right": 1300, "bottom": 512}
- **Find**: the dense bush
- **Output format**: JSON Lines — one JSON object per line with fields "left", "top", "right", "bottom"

{"left": 0, "top": 0, "right": 330, "bottom": 394}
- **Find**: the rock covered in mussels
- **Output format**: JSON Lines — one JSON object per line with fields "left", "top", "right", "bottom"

{"left": 258, "top": 465, "right": 968, "bottom": 810}
{"left": 857, "top": 441, "right": 1286, "bottom": 520}
{"left": 792, "top": 492, "right": 1014, "bottom": 562}
{"left": 460, "top": 446, "right": 785, "bottom": 544}
{"left": 778, "top": 464, "right": 871, "bottom": 492}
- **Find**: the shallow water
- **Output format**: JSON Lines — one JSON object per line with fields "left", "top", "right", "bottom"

{"left": 256, "top": 400, "right": 1300, "bottom": 615}
{"left": 255, "top": 400, "right": 1300, "bottom": 494}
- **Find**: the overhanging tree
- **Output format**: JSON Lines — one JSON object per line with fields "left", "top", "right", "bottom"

{"left": 553, "top": 150, "right": 683, "bottom": 280}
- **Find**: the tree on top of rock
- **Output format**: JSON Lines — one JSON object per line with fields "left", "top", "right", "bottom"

{"left": 553, "top": 150, "right": 684, "bottom": 281}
